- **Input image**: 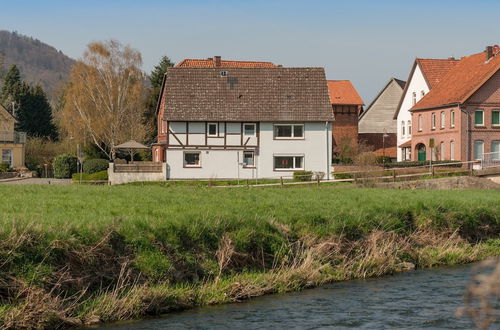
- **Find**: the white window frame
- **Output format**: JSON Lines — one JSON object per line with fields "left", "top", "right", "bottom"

{"left": 243, "top": 123, "right": 256, "bottom": 137}
{"left": 183, "top": 151, "right": 201, "bottom": 168}
{"left": 273, "top": 124, "right": 304, "bottom": 140}
{"left": 431, "top": 112, "right": 436, "bottom": 130}
{"left": 407, "top": 120, "right": 412, "bottom": 136}
{"left": 420, "top": 90, "right": 425, "bottom": 99}
{"left": 418, "top": 114, "right": 423, "bottom": 132}
{"left": 242, "top": 150, "right": 255, "bottom": 168}
{"left": 412, "top": 92, "right": 417, "bottom": 106}
{"left": 1, "top": 149, "right": 12, "bottom": 167}
{"left": 273, "top": 154, "right": 304, "bottom": 171}
{"left": 473, "top": 141, "right": 484, "bottom": 161}
{"left": 451, "top": 110, "right": 455, "bottom": 128}
{"left": 440, "top": 111, "right": 445, "bottom": 129}
{"left": 492, "top": 110, "right": 500, "bottom": 127}
{"left": 492, "top": 141, "right": 500, "bottom": 160}
{"left": 450, "top": 141, "right": 455, "bottom": 160}
{"left": 401, "top": 121, "right": 405, "bottom": 137}
{"left": 207, "top": 123, "right": 218, "bottom": 137}
{"left": 474, "top": 110, "right": 484, "bottom": 127}
{"left": 440, "top": 142, "right": 445, "bottom": 160}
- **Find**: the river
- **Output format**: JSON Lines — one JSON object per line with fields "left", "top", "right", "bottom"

{"left": 99, "top": 263, "right": 491, "bottom": 329}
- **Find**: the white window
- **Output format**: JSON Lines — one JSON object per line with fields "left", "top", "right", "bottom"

{"left": 474, "top": 110, "right": 484, "bottom": 127}
{"left": 184, "top": 151, "right": 201, "bottom": 167}
{"left": 274, "top": 124, "right": 304, "bottom": 139}
{"left": 492, "top": 141, "right": 500, "bottom": 160}
{"left": 208, "top": 123, "right": 218, "bottom": 137}
{"left": 450, "top": 141, "right": 455, "bottom": 160}
{"left": 401, "top": 121, "right": 405, "bottom": 137}
{"left": 418, "top": 115, "right": 423, "bottom": 131}
{"left": 274, "top": 155, "right": 304, "bottom": 170}
{"left": 154, "top": 149, "right": 159, "bottom": 162}
{"left": 408, "top": 120, "right": 412, "bottom": 136}
{"left": 451, "top": 111, "right": 455, "bottom": 128}
{"left": 431, "top": 113, "right": 436, "bottom": 130}
{"left": 1, "top": 149, "right": 12, "bottom": 167}
{"left": 474, "top": 141, "right": 484, "bottom": 160}
{"left": 440, "top": 142, "right": 445, "bottom": 160}
{"left": 421, "top": 90, "right": 425, "bottom": 99}
{"left": 243, "top": 151, "right": 255, "bottom": 167}
{"left": 492, "top": 110, "right": 500, "bottom": 127}
{"left": 243, "top": 123, "right": 256, "bottom": 136}
{"left": 440, "top": 112, "right": 445, "bottom": 129}
{"left": 412, "top": 92, "right": 417, "bottom": 106}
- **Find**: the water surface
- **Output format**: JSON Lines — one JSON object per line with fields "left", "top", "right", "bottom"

{"left": 101, "top": 264, "right": 492, "bottom": 329}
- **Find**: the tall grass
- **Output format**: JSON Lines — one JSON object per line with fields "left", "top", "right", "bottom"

{"left": 0, "top": 185, "right": 499, "bottom": 328}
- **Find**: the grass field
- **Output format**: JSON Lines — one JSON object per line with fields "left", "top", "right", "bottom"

{"left": 0, "top": 184, "right": 499, "bottom": 328}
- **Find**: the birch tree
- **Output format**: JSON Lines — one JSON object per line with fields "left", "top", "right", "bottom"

{"left": 60, "top": 40, "right": 146, "bottom": 159}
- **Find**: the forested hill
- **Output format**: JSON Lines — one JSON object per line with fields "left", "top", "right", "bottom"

{"left": 0, "top": 30, "right": 75, "bottom": 99}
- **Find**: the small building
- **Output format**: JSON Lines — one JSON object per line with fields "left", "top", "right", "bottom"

{"left": 395, "top": 58, "right": 459, "bottom": 161}
{"left": 153, "top": 66, "right": 334, "bottom": 179}
{"left": 327, "top": 80, "right": 364, "bottom": 156}
{"left": 359, "top": 78, "right": 406, "bottom": 160}
{"left": 0, "top": 104, "right": 25, "bottom": 169}
{"left": 410, "top": 46, "right": 500, "bottom": 163}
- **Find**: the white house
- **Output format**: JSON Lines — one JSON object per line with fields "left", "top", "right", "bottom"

{"left": 394, "top": 58, "right": 459, "bottom": 161}
{"left": 153, "top": 67, "right": 334, "bottom": 179}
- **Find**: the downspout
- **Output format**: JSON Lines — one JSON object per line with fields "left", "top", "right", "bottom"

{"left": 325, "top": 121, "right": 330, "bottom": 180}
{"left": 458, "top": 104, "right": 470, "bottom": 166}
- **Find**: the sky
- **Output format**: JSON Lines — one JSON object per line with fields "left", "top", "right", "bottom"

{"left": 1, "top": 0, "right": 499, "bottom": 103}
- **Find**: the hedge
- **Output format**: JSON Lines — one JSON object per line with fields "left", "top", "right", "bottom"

{"left": 53, "top": 154, "right": 77, "bottom": 178}
{"left": 83, "top": 159, "right": 109, "bottom": 174}
{"left": 382, "top": 160, "right": 463, "bottom": 168}
{"left": 293, "top": 170, "right": 313, "bottom": 181}
{"left": 72, "top": 170, "right": 108, "bottom": 183}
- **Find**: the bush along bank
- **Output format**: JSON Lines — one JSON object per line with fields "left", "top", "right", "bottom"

{"left": 0, "top": 199, "right": 500, "bottom": 329}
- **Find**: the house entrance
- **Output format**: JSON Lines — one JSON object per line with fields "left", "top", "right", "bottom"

{"left": 416, "top": 144, "right": 426, "bottom": 161}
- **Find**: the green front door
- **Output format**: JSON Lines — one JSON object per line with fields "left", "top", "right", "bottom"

{"left": 417, "top": 144, "right": 426, "bottom": 161}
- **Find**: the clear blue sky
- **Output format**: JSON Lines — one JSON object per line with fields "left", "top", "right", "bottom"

{"left": 1, "top": 0, "right": 499, "bottom": 103}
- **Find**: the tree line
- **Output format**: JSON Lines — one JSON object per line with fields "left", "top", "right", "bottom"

{"left": 0, "top": 39, "right": 174, "bottom": 164}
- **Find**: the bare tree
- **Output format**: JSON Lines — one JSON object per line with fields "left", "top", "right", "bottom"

{"left": 60, "top": 40, "right": 146, "bottom": 159}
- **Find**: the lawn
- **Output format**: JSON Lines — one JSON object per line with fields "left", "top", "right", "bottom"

{"left": 0, "top": 184, "right": 499, "bottom": 328}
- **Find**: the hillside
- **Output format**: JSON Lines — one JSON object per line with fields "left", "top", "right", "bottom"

{"left": 0, "top": 30, "right": 75, "bottom": 99}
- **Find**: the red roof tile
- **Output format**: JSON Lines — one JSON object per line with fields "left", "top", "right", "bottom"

{"left": 417, "top": 58, "right": 460, "bottom": 89}
{"left": 412, "top": 52, "right": 500, "bottom": 110}
{"left": 327, "top": 80, "right": 364, "bottom": 105}
{"left": 175, "top": 57, "right": 278, "bottom": 68}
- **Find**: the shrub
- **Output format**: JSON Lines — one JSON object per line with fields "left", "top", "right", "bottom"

{"left": 83, "top": 159, "right": 109, "bottom": 174}
{"left": 293, "top": 170, "right": 313, "bottom": 181}
{"left": 72, "top": 170, "right": 108, "bottom": 183}
{"left": 0, "top": 162, "right": 10, "bottom": 172}
{"left": 53, "top": 154, "right": 77, "bottom": 178}
{"left": 383, "top": 160, "right": 462, "bottom": 168}
{"left": 375, "top": 156, "right": 392, "bottom": 165}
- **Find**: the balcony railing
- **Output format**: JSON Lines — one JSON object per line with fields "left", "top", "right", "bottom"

{"left": 0, "top": 131, "right": 27, "bottom": 144}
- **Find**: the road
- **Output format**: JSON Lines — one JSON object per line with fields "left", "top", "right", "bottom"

{"left": 0, "top": 178, "right": 72, "bottom": 185}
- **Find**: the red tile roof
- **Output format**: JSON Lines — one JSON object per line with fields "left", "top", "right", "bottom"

{"left": 398, "top": 140, "right": 412, "bottom": 148}
{"left": 412, "top": 52, "right": 500, "bottom": 110}
{"left": 327, "top": 80, "right": 364, "bottom": 105}
{"left": 176, "top": 57, "right": 278, "bottom": 68}
{"left": 417, "top": 58, "right": 460, "bottom": 89}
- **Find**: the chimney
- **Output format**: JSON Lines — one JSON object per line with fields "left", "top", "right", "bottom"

{"left": 214, "top": 56, "right": 221, "bottom": 67}
{"left": 486, "top": 46, "right": 493, "bottom": 61}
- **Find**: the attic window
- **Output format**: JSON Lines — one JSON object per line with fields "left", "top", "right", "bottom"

{"left": 220, "top": 71, "right": 228, "bottom": 77}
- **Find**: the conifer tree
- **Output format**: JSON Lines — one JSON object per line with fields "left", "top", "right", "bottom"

{"left": 144, "top": 56, "right": 174, "bottom": 142}
{"left": 1, "top": 64, "right": 22, "bottom": 106}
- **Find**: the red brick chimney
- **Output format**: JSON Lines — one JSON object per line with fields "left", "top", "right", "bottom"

{"left": 486, "top": 46, "right": 493, "bottom": 61}
{"left": 214, "top": 56, "right": 221, "bottom": 67}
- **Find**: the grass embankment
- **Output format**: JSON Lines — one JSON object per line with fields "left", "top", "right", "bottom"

{"left": 0, "top": 185, "right": 499, "bottom": 328}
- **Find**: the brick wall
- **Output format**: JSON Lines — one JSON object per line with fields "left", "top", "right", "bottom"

{"left": 332, "top": 105, "right": 359, "bottom": 150}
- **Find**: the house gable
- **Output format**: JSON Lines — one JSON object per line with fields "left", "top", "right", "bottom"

{"left": 466, "top": 69, "right": 500, "bottom": 105}
{"left": 0, "top": 104, "right": 15, "bottom": 132}
{"left": 359, "top": 78, "right": 405, "bottom": 134}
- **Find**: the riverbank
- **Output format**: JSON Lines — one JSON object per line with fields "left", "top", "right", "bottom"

{"left": 0, "top": 185, "right": 499, "bottom": 328}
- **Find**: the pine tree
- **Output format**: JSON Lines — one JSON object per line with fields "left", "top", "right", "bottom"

{"left": 15, "top": 84, "right": 58, "bottom": 139}
{"left": 144, "top": 56, "right": 174, "bottom": 142}
{"left": 1, "top": 64, "right": 22, "bottom": 107}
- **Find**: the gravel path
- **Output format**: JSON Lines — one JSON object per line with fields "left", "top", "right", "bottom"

{"left": 0, "top": 178, "right": 72, "bottom": 185}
